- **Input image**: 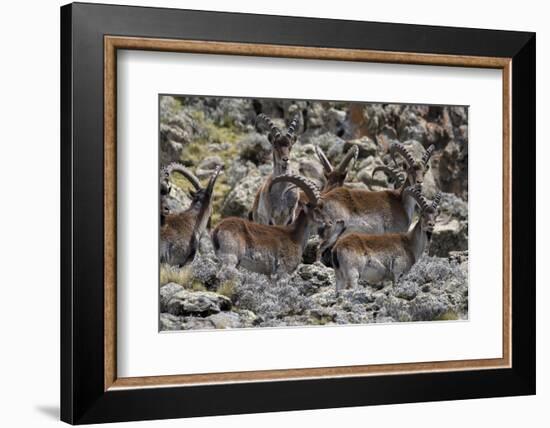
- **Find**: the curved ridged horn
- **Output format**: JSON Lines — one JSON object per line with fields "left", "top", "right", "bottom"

{"left": 431, "top": 191, "right": 442, "bottom": 209}
{"left": 422, "top": 144, "right": 436, "bottom": 166}
{"left": 402, "top": 185, "right": 430, "bottom": 212}
{"left": 163, "top": 162, "right": 201, "bottom": 190}
{"left": 257, "top": 113, "right": 282, "bottom": 140}
{"left": 270, "top": 174, "right": 320, "bottom": 205}
{"left": 372, "top": 165, "right": 404, "bottom": 186}
{"left": 336, "top": 145, "right": 359, "bottom": 173}
{"left": 205, "top": 164, "right": 223, "bottom": 194}
{"left": 390, "top": 142, "right": 416, "bottom": 168}
{"left": 315, "top": 146, "right": 333, "bottom": 173}
{"left": 285, "top": 114, "right": 300, "bottom": 140}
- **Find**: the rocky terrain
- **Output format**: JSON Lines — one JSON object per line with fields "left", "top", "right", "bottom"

{"left": 159, "top": 95, "right": 469, "bottom": 330}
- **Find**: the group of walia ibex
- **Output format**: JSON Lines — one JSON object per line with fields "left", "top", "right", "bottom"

{"left": 160, "top": 111, "right": 442, "bottom": 293}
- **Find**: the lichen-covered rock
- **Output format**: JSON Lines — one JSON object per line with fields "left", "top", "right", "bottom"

{"left": 293, "top": 262, "right": 335, "bottom": 295}
{"left": 298, "top": 159, "right": 326, "bottom": 190}
{"left": 160, "top": 96, "right": 204, "bottom": 165}
{"left": 160, "top": 283, "right": 185, "bottom": 310}
{"left": 429, "top": 192, "right": 468, "bottom": 257}
{"left": 436, "top": 139, "right": 468, "bottom": 199}
{"left": 238, "top": 133, "right": 272, "bottom": 165}
{"left": 302, "top": 236, "right": 321, "bottom": 265}
{"left": 164, "top": 289, "right": 232, "bottom": 317}
{"left": 209, "top": 97, "right": 255, "bottom": 130}
{"left": 221, "top": 173, "right": 263, "bottom": 218}
{"left": 355, "top": 157, "right": 393, "bottom": 189}
{"left": 393, "top": 282, "right": 418, "bottom": 301}
{"left": 162, "top": 183, "right": 191, "bottom": 214}
{"left": 344, "top": 136, "right": 377, "bottom": 159}
{"left": 309, "top": 132, "right": 345, "bottom": 154}
{"left": 224, "top": 159, "right": 258, "bottom": 188}
{"left": 190, "top": 247, "right": 220, "bottom": 290}
{"left": 160, "top": 313, "right": 184, "bottom": 331}
{"left": 430, "top": 218, "right": 468, "bottom": 257}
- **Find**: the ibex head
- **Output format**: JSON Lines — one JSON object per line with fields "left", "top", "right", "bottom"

{"left": 315, "top": 145, "right": 358, "bottom": 191}
{"left": 270, "top": 174, "right": 329, "bottom": 226}
{"left": 257, "top": 113, "right": 300, "bottom": 173}
{"left": 161, "top": 163, "right": 223, "bottom": 208}
{"left": 190, "top": 165, "right": 223, "bottom": 208}
{"left": 389, "top": 142, "right": 435, "bottom": 186}
{"left": 403, "top": 185, "right": 442, "bottom": 238}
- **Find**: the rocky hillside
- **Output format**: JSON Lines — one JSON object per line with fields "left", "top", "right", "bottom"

{"left": 159, "top": 95, "right": 469, "bottom": 330}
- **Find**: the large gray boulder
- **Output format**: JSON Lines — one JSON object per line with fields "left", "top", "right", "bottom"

{"left": 344, "top": 136, "right": 377, "bottom": 159}
{"left": 429, "top": 192, "right": 468, "bottom": 257}
{"left": 162, "top": 183, "right": 191, "bottom": 214}
{"left": 293, "top": 262, "right": 335, "bottom": 295}
{"left": 221, "top": 173, "right": 263, "bottom": 218}
{"left": 238, "top": 133, "right": 272, "bottom": 165}
{"left": 163, "top": 287, "right": 232, "bottom": 316}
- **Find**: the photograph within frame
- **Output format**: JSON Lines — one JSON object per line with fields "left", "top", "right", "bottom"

{"left": 158, "top": 94, "right": 469, "bottom": 332}
{"left": 96, "top": 29, "right": 520, "bottom": 413}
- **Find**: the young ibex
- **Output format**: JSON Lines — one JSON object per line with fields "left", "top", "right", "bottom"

{"left": 250, "top": 113, "right": 301, "bottom": 225}
{"left": 331, "top": 186, "right": 441, "bottom": 292}
{"left": 160, "top": 164, "right": 222, "bottom": 267}
{"left": 315, "top": 145, "right": 359, "bottom": 192}
{"left": 213, "top": 174, "right": 329, "bottom": 278}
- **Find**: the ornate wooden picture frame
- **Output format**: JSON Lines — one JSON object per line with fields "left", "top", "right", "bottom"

{"left": 61, "top": 2, "right": 535, "bottom": 424}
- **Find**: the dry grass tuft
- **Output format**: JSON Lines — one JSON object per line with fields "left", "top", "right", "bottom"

{"left": 217, "top": 280, "right": 237, "bottom": 300}
{"left": 160, "top": 264, "right": 192, "bottom": 287}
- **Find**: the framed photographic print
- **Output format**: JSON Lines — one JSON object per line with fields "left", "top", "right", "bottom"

{"left": 60, "top": 2, "right": 536, "bottom": 424}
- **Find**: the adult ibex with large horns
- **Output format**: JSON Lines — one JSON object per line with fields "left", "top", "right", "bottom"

{"left": 316, "top": 142, "right": 434, "bottom": 265}
{"left": 213, "top": 174, "right": 330, "bottom": 279}
{"left": 383, "top": 141, "right": 435, "bottom": 189}
{"left": 331, "top": 186, "right": 442, "bottom": 292}
{"left": 160, "top": 163, "right": 223, "bottom": 267}
{"left": 321, "top": 142, "right": 435, "bottom": 235}
{"left": 249, "top": 113, "right": 301, "bottom": 225}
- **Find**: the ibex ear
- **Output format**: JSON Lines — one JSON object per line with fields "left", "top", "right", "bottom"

{"left": 188, "top": 190, "right": 196, "bottom": 198}
{"left": 267, "top": 134, "right": 274, "bottom": 144}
